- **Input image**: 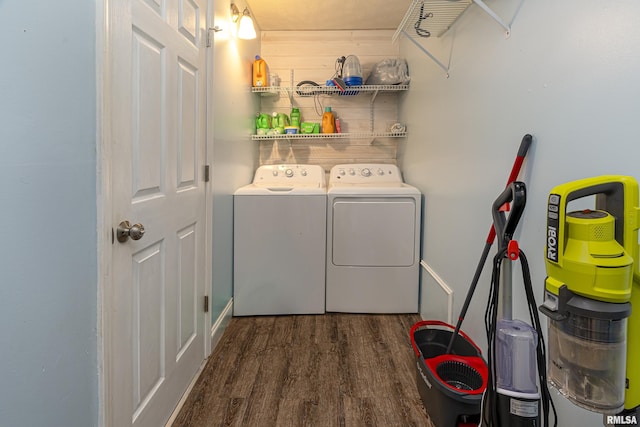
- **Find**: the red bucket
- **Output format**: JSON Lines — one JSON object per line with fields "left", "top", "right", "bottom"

{"left": 410, "top": 320, "right": 488, "bottom": 427}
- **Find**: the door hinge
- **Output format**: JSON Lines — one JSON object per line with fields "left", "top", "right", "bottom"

{"left": 204, "top": 164, "right": 210, "bottom": 182}
{"left": 204, "top": 295, "right": 209, "bottom": 313}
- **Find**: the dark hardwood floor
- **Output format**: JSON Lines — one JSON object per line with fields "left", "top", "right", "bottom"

{"left": 172, "top": 313, "right": 435, "bottom": 426}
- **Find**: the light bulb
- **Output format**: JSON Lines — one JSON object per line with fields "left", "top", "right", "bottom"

{"left": 237, "top": 13, "right": 256, "bottom": 40}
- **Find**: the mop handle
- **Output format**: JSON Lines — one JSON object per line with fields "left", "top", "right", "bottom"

{"left": 485, "top": 134, "right": 532, "bottom": 244}
{"left": 445, "top": 134, "right": 532, "bottom": 355}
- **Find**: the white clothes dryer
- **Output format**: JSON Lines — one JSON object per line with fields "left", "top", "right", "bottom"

{"left": 234, "top": 164, "right": 326, "bottom": 316}
{"left": 326, "top": 164, "right": 421, "bottom": 313}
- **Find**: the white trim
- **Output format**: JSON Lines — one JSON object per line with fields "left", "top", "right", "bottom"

{"left": 420, "top": 260, "right": 454, "bottom": 324}
{"left": 211, "top": 298, "right": 234, "bottom": 349}
{"left": 96, "top": 0, "right": 113, "bottom": 425}
{"left": 203, "top": 0, "right": 215, "bottom": 358}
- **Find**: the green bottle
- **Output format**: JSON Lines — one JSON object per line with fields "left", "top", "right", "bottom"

{"left": 290, "top": 107, "right": 301, "bottom": 129}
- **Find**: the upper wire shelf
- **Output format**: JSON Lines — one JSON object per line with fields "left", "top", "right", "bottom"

{"left": 392, "top": 0, "right": 475, "bottom": 42}
{"left": 251, "top": 132, "right": 407, "bottom": 141}
{"left": 393, "top": 0, "right": 511, "bottom": 77}
{"left": 251, "top": 85, "right": 409, "bottom": 96}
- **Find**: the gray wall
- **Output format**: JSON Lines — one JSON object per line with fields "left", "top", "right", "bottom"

{"left": 210, "top": 0, "right": 260, "bottom": 323}
{"left": 400, "top": 0, "right": 640, "bottom": 424}
{"left": 0, "top": 1, "right": 98, "bottom": 426}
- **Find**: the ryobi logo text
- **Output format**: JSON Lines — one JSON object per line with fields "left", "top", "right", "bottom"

{"left": 547, "top": 194, "right": 560, "bottom": 262}
{"left": 547, "top": 226, "right": 558, "bottom": 261}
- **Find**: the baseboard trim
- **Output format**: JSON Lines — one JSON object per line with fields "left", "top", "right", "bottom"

{"left": 420, "top": 260, "right": 454, "bottom": 324}
{"left": 211, "top": 298, "right": 233, "bottom": 349}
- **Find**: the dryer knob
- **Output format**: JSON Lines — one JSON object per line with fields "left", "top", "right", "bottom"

{"left": 301, "top": 169, "right": 307, "bottom": 176}
{"left": 272, "top": 170, "right": 278, "bottom": 176}
{"left": 377, "top": 168, "right": 384, "bottom": 176}
{"left": 349, "top": 169, "right": 356, "bottom": 176}
{"left": 339, "top": 169, "right": 346, "bottom": 176}
{"left": 285, "top": 169, "right": 294, "bottom": 177}
{"left": 361, "top": 168, "right": 372, "bottom": 177}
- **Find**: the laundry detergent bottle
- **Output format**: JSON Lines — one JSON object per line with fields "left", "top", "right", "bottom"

{"left": 322, "top": 107, "right": 335, "bottom": 134}
{"left": 252, "top": 55, "right": 268, "bottom": 87}
{"left": 290, "top": 107, "right": 301, "bottom": 130}
{"left": 272, "top": 112, "right": 289, "bottom": 134}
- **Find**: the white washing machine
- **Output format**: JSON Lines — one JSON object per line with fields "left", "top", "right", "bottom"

{"left": 233, "top": 164, "right": 326, "bottom": 316}
{"left": 326, "top": 164, "right": 421, "bottom": 313}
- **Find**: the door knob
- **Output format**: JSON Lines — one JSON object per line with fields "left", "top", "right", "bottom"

{"left": 117, "top": 220, "right": 145, "bottom": 243}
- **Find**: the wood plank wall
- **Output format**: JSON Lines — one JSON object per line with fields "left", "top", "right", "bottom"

{"left": 258, "top": 30, "right": 404, "bottom": 172}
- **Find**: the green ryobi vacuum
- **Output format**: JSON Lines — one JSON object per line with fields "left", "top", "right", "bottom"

{"left": 540, "top": 175, "right": 640, "bottom": 415}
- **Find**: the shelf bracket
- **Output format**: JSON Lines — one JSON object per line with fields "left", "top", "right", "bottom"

{"left": 287, "top": 69, "right": 295, "bottom": 108}
{"left": 472, "top": 0, "right": 511, "bottom": 37}
{"left": 402, "top": 29, "right": 450, "bottom": 78}
{"left": 369, "top": 89, "right": 380, "bottom": 133}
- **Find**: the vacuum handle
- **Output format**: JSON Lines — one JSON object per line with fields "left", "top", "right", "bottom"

{"left": 547, "top": 176, "right": 639, "bottom": 264}
{"left": 492, "top": 181, "right": 527, "bottom": 252}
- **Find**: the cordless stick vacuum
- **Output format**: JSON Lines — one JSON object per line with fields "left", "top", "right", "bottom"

{"left": 540, "top": 176, "right": 640, "bottom": 424}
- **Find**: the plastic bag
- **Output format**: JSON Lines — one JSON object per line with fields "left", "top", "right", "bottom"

{"left": 365, "top": 58, "right": 410, "bottom": 85}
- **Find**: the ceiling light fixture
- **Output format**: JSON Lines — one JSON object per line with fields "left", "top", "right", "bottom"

{"left": 231, "top": 3, "right": 257, "bottom": 40}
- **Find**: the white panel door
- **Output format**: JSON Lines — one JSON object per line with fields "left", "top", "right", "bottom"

{"left": 107, "top": 0, "right": 207, "bottom": 426}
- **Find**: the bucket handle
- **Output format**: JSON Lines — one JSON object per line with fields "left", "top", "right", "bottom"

{"left": 410, "top": 320, "right": 483, "bottom": 358}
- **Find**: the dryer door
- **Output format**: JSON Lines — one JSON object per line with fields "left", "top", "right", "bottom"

{"left": 331, "top": 197, "right": 417, "bottom": 267}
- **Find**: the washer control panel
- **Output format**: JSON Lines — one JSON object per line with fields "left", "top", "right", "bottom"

{"left": 329, "top": 164, "right": 403, "bottom": 185}
{"left": 253, "top": 164, "right": 326, "bottom": 187}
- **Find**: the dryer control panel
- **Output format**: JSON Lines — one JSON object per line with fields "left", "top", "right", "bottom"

{"left": 253, "top": 164, "right": 326, "bottom": 188}
{"left": 329, "top": 164, "right": 403, "bottom": 185}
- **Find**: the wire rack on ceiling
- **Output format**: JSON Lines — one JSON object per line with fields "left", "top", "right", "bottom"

{"left": 392, "top": 0, "right": 511, "bottom": 77}
{"left": 392, "top": 0, "right": 474, "bottom": 42}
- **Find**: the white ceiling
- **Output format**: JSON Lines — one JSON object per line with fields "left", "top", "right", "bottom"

{"left": 246, "top": 0, "right": 413, "bottom": 31}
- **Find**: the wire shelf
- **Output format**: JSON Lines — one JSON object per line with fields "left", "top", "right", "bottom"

{"left": 251, "top": 132, "right": 407, "bottom": 141}
{"left": 393, "top": 0, "right": 511, "bottom": 77}
{"left": 251, "top": 85, "right": 409, "bottom": 95}
{"left": 393, "top": 0, "right": 474, "bottom": 42}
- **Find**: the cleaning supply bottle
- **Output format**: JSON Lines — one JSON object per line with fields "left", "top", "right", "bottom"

{"left": 322, "top": 107, "right": 335, "bottom": 134}
{"left": 252, "top": 55, "right": 268, "bottom": 87}
{"left": 290, "top": 107, "right": 301, "bottom": 130}
{"left": 272, "top": 112, "right": 289, "bottom": 134}
{"left": 255, "top": 112, "right": 271, "bottom": 135}
{"left": 342, "top": 55, "right": 363, "bottom": 86}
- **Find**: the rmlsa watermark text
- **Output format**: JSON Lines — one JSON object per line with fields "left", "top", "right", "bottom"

{"left": 607, "top": 415, "right": 638, "bottom": 425}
